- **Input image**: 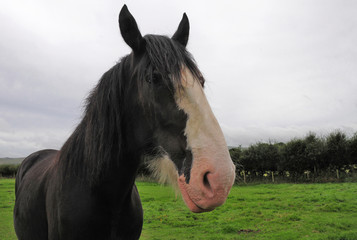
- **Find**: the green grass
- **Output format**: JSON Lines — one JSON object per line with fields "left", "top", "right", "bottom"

{"left": 1, "top": 179, "right": 357, "bottom": 239}
{"left": 0, "top": 179, "right": 16, "bottom": 240}
{"left": 138, "top": 182, "right": 357, "bottom": 240}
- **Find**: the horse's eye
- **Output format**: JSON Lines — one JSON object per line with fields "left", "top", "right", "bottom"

{"left": 151, "top": 73, "right": 162, "bottom": 85}
{"left": 146, "top": 72, "right": 162, "bottom": 85}
{"left": 152, "top": 74, "right": 159, "bottom": 83}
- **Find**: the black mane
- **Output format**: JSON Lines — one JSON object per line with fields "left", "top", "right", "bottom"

{"left": 58, "top": 35, "right": 204, "bottom": 184}
{"left": 58, "top": 58, "right": 127, "bottom": 184}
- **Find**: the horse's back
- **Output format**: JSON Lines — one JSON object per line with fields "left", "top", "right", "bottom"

{"left": 15, "top": 149, "right": 57, "bottom": 193}
{"left": 14, "top": 149, "right": 58, "bottom": 240}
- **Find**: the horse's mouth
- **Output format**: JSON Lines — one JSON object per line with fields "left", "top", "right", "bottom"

{"left": 178, "top": 177, "right": 215, "bottom": 213}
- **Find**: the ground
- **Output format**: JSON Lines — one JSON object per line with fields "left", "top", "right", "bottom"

{"left": 1, "top": 179, "right": 357, "bottom": 239}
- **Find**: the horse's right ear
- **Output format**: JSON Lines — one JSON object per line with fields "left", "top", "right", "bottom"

{"left": 119, "top": 5, "right": 144, "bottom": 53}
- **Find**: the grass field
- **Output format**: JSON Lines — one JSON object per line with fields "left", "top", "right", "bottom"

{"left": 1, "top": 179, "right": 357, "bottom": 239}
{"left": 0, "top": 179, "right": 16, "bottom": 239}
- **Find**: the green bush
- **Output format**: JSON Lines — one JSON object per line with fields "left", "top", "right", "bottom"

{"left": 0, "top": 164, "right": 19, "bottom": 177}
{"left": 229, "top": 130, "right": 357, "bottom": 183}
{"left": 347, "top": 133, "right": 357, "bottom": 165}
{"left": 326, "top": 130, "right": 349, "bottom": 168}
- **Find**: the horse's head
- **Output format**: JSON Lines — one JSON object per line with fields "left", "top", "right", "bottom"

{"left": 119, "top": 5, "right": 235, "bottom": 213}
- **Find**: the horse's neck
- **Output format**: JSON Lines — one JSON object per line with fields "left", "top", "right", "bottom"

{"left": 61, "top": 115, "right": 141, "bottom": 182}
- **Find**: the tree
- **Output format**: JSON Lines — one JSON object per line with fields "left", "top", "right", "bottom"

{"left": 325, "top": 131, "right": 348, "bottom": 169}
{"left": 347, "top": 132, "right": 357, "bottom": 165}
{"left": 240, "top": 142, "right": 279, "bottom": 173}
{"left": 280, "top": 139, "right": 307, "bottom": 175}
{"left": 303, "top": 132, "right": 326, "bottom": 173}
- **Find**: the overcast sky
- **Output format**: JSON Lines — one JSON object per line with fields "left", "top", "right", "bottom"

{"left": 1, "top": 0, "right": 357, "bottom": 157}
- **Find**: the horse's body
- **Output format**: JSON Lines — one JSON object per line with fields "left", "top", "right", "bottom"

{"left": 14, "top": 5, "right": 235, "bottom": 240}
{"left": 15, "top": 149, "right": 143, "bottom": 239}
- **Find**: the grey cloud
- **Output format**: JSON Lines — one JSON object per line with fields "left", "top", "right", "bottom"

{"left": 1, "top": 0, "right": 357, "bottom": 157}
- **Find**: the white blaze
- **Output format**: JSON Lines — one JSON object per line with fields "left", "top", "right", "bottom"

{"left": 176, "top": 68, "right": 235, "bottom": 212}
{"left": 177, "top": 68, "right": 233, "bottom": 176}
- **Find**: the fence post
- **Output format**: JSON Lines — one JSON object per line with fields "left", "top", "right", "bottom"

{"left": 336, "top": 169, "right": 339, "bottom": 179}
{"left": 243, "top": 171, "right": 247, "bottom": 184}
{"left": 271, "top": 172, "right": 274, "bottom": 183}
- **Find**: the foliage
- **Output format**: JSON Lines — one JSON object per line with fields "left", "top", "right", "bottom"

{"left": 303, "top": 132, "right": 325, "bottom": 172}
{"left": 240, "top": 142, "right": 280, "bottom": 173}
{"left": 325, "top": 131, "right": 349, "bottom": 168}
{"left": 229, "top": 130, "right": 357, "bottom": 183}
{"left": 1, "top": 179, "right": 357, "bottom": 240}
{"left": 0, "top": 165, "right": 19, "bottom": 178}
{"left": 348, "top": 133, "right": 357, "bottom": 165}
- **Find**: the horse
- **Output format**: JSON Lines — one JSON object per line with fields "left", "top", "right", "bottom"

{"left": 13, "top": 5, "right": 235, "bottom": 240}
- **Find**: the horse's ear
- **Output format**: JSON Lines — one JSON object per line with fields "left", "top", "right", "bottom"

{"left": 172, "top": 13, "right": 190, "bottom": 47}
{"left": 119, "top": 5, "right": 144, "bottom": 53}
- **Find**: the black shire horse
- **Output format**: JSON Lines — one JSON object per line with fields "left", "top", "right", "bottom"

{"left": 14, "top": 5, "right": 235, "bottom": 240}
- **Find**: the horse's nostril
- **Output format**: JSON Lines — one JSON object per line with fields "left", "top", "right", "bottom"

{"left": 203, "top": 172, "right": 212, "bottom": 190}
{"left": 201, "top": 171, "right": 216, "bottom": 199}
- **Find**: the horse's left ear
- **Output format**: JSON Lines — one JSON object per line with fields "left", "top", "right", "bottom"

{"left": 119, "top": 5, "right": 144, "bottom": 53}
{"left": 172, "top": 13, "right": 190, "bottom": 47}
